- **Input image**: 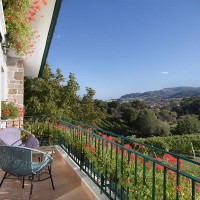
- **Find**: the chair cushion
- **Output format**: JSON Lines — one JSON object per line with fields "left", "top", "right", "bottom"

{"left": 0, "top": 128, "right": 22, "bottom": 146}
{"left": 24, "top": 134, "right": 39, "bottom": 148}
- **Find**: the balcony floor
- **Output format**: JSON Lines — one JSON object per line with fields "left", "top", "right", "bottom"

{"left": 0, "top": 151, "right": 94, "bottom": 200}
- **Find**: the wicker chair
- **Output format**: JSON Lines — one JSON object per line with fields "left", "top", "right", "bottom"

{"left": 0, "top": 146, "right": 55, "bottom": 200}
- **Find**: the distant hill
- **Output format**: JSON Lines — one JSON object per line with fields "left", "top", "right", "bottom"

{"left": 119, "top": 87, "right": 200, "bottom": 101}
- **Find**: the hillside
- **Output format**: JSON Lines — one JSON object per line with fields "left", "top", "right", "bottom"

{"left": 120, "top": 87, "right": 200, "bottom": 101}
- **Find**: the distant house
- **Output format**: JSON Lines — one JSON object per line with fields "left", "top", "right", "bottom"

{"left": 0, "top": 0, "right": 62, "bottom": 121}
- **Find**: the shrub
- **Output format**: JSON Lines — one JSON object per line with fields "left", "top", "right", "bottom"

{"left": 1, "top": 101, "right": 22, "bottom": 120}
{"left": 137, "top": 134, "right": 200, "bottom": 155}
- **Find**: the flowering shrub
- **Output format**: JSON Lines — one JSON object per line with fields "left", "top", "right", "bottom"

{"left": 1, "top": 100, "right": 24, "bottom": 120}
{"left": 3, "top": 0, "right": 47, "bottom": 56}
{"left": 82, "top": 135, "right": 200, "bottom": 199}
{"left": 22, "top": 119, "right": 200, "bottom": 199}
{"left": 138, "top": 134, "right": 200, "bottom": 155}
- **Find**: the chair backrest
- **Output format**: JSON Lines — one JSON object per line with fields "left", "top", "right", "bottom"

{"left": 24, "top": 134, "right": 39, "bottom": 148}
{"left": 0, "top": 146, "right": 33, "bottom": 177}
{"left": 0, "top": 128, "right": 22, "bottom": 146}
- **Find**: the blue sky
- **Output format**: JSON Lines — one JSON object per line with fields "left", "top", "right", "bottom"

{"left": 47, "top": 0, "right": 200, "bottom": 100}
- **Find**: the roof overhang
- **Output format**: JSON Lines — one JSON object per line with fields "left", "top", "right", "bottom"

{"left": 24, "top": 0, "right": 62, "bottom": 78}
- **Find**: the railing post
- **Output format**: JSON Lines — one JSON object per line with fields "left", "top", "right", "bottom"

{"left": 152, "top": 162, "right": 155, "bottom": 200}
{"left": 80, "top": 150, "right": 85, "bottom": 171}
{"left": 176, "top": 158, "right": 180, "bottom": 200}
{"left": 121, "top": 136, "right": 125, "bottom": 147}
{"left": 101, "top": 173, "right": 104, "bottom": 194}
{"left": 163, "top": 167, "right": 167, "bottom": 200}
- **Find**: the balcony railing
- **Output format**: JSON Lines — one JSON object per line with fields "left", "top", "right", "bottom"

{"left": 1, "top": 116, "right": 200, "bottom": 200}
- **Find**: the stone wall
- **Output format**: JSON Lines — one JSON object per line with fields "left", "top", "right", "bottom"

{"left": 6, "top": 57, "right": 24, "bottom": 107}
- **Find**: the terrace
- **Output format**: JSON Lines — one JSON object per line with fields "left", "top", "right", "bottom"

{"left": 0, "top": 148, "right": 95, "bottom": 200}
{"left": 0, "top": 117, "right": 199, "bottom": 200}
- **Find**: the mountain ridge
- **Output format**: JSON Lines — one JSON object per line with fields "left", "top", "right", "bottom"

{"left": 119, "top": 87, "right": 200, "bottom": 101}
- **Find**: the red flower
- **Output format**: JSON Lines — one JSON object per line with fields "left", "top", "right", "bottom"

{"left": 176, "top": 185, "right": 184, "bottom": 193}
{"left": 107, "top": 136, "right": 113, "bottom": 141}
{"left": 85, "top": 143, "right": 90, "bottom": 147}
{"left": 102, "top": 134, "right": 107, "bottom": 139}
{"left": 8, "top": 16, "right": 13, "bottom": 20}
{"left": 124, "top": 144, "right": 132, "bottom": 149}
{"left": 76, "top": 132, "right": 81, "bottom": 135}
{"left": 163, "top": 154, "right": 178, "bottom": 165}
{"left": 139, "top": 145, "right": 145, "bottom": 149}
{"left": 42, "top": 0, "right": 48, "bottom": 6}
{"left": 130, "top": 153, "right": 135, "bottom": 160}
{"left": 90, "top": 147, "right": 95, "bottom": 153}
{"left": 155, "top": 157, "right": 162, "bottom": 162}
{"left": 196, "top": 184, "right": 200, "bottom": 192}
{"left": 156, "top": 164, "right": 164, "bottom": 170}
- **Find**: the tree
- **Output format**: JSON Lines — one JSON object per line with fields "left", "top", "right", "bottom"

{"left": 60, "top": 73, "right": 81, "bottom": 119}
{"left": 24, "top": 64, "right": 64, "bottom": 116}
{"left": 174, "top": 115, "right": 200, "bottom": 135}
{"left": 79, "top": 88, "right": 104, "bottom": 124}
{"left": 107, "top": 101, "right": 121, "bottom": 117}
{"left": 155, "top": 121, "right": 170, "bottom": 137}
{"left": 94, "top": 99, "right": 108, "bottom": 112}
{"left": 131, "top": 100, "right": 147, "bottom": 110}
{"left": 135, "top": 109, "right": 158, "bottom": 137}
{"left": 135, "top": 109, "right": 170, "bottom": 137}
{"left": 24, "top": 65, "right": 104, "bottom": 125}
{"left": 121, "top": 107, "right": 139, "bottom": 126}
{"left": 157, "top": 109, "right": 177, "bottom": 123}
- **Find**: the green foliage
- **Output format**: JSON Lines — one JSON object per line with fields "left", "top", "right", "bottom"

{"left": 157, "top": 109, "right": 177, "bottom": 123}
{"left": 59, "top": 72, "right": 81, "bottom": 119}
{"left": 24, "top": 65, "right": 64, "bottom": 116}
{"left": 121, "top": 107, "right": 139, "bottom": 126}
{"left": 94, "top": 99, "right": 108, "bottom": 112}
{"left": 134, "top": 109, "right": 170, "bottom": 137}
{"left": 174, "top": 115, "right": 200, "bottom": 135}
{"left": 135, "top": 109, "right": 158, "bottom": 135}
{"left": 1, "top": 101, "right": 20, "bottom": 120}
{"left": 180, "top": 97, "right": 200, "bottom": 116}
{"left": 79, "top": 87, "right": 104, "bottom": 124}
{"left": 24, "top": 65, "right": 104, "bottom": 125}
{"left": 23, "top": 119, "right": 200, "bottom": 200}
{"left": 3, "top": 0, "right": 47, "bottom": 56}
{"left": 137, "top": 134, "right": 200, "bottom": 154}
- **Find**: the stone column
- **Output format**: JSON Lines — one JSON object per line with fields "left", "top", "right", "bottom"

{"left": 6, "top": 57, "right": 24, "bottom": 107}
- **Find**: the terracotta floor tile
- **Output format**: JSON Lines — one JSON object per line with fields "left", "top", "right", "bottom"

{"left": 0, "top": 153, "right": 94, "bottom": 200}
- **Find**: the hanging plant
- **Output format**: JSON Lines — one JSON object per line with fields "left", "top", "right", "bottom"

{"left": 3, "top": 0, "right": 47, "bottom": 56}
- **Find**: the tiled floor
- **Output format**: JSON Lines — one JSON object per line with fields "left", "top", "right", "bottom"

{"left": 0, "top": 153, "right": 94, "bottom": 200}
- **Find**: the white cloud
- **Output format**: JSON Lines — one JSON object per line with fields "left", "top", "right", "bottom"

{"left": 56, "top": 34, "right": 61, "bottom": 39}
{"left": 160, "top": 71, "right": 169, "bottom": 74}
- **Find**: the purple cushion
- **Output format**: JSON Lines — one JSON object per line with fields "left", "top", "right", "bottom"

{"left": 0, "top": 128, "right": 22, "bottom": 146}
{"left": 24, "top": 134, "right": 39, "bottom": 148}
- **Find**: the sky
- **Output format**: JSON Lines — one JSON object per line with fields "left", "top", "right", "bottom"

{"left": 47, "top": 0, "right": 200, "bottom": 100}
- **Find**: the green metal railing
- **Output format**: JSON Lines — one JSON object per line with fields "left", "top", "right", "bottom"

{"left": 1, "top": 116, "right": 200, "bottom": 199}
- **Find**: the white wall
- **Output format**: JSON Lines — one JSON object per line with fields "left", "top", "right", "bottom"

{"left": 0, "top": 1, "right": 7, "bottom": 119}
